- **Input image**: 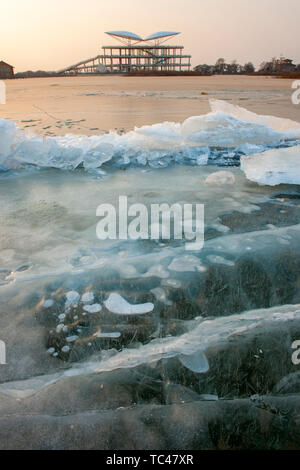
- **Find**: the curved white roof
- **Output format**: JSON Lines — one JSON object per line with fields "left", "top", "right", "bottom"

{"left": 105, "top": 31, "right": 142, "bottom": 41}
{"left": 144, "top": 31, "right": 180, "bottom": 41}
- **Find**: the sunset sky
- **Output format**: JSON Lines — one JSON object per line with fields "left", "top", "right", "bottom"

{"left": 2, "top": 0, "right": 300, "bottom": 72}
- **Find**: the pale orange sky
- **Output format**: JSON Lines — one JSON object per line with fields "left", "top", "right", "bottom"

{"left": 1, "top": 0, "right": 300, "bottom": 72}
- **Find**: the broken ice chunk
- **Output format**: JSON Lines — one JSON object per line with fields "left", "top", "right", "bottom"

{"left": 104, "top": 293, "right": 154, "bottom": 315}
{"left": 43, "top": 299, "right": 54, "bottom": 308}
{"left": 179, "top": 350, "right": 209, "bottom": 374}
{"left": 241, "top": 145, "right": 300, "bottom": 186}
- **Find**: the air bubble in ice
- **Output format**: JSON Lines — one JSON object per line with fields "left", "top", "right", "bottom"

{"left": 83, "top": 304, "right": 102, "bottom": 314}
{"left": 179, "top": 350, "right": 210, "bottom": 374}
{"left": 81, "top": 292, "right": 95, "bottom": 304}
{"left": 65, "top": 291, "right": 80, "bottom": 307}
{"left": 205, "top": 171, "right": 236, "bottom": 185}
{"left": 104, "top": 293, "right": 154, "bottom": 315}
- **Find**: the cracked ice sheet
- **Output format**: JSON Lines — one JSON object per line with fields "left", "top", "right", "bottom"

{"left": 1, "top": 304, "right": 300, "bottom": 400}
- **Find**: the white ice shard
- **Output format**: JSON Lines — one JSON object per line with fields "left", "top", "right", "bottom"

{"left": 104, "top": 293, "right": 154, "bottom": 315}
{"left": 205, "top": 171, "right": 236, "bottom": 185}
{"left": 43, "top": 299, "right": 54, "bottom": 308}
{"left": 179, "top": 350, "right": 210, "bottom": 374}
{"left": 241, "top": 145, "right": 300, "bottom": 186}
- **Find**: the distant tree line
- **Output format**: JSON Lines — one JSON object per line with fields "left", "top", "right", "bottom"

{"left": 194, "top": 58, "right": 255, "bottom": 75}
{"left": 14, "top": 70, "right": 60, "bottom": 78}
{"left": 194, "top": 57, "right": 300, "bottom": 75}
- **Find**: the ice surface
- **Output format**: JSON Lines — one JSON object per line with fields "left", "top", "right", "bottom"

{"left": 0, "top": 94, "right": 299, "bottom": 412}
{"left": 241, "top": 145, "right": 300, "bottom": 186}
{"left": 0, "top": 162, "right": 296, "bottom": 286}
{"left": 104, "top": 293, "right": 154, "bottom": 315}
